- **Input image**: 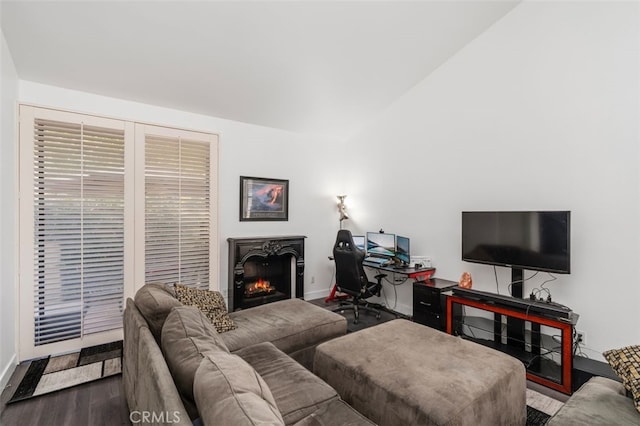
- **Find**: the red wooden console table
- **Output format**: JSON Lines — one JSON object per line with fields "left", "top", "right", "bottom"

{"left": 446, "top": 295, "right": 575, "bottom": 394}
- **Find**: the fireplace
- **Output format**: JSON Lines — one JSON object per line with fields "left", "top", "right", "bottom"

{"left": 227, "top": 236, "right": 305, "bottom": 311}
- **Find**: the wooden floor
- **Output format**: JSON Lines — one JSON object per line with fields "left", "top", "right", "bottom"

{"left": 308, "top": 297, "right": 403, "bottom": 332}
{"left": 0, "top": 362, "right": 130, "bottom": 426}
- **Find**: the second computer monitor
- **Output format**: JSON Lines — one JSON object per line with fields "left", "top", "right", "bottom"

{"left": 366, "top": 232, "right": 395, "bottom": 257}
{"left": 352, "top": 235, "right": 366, "bottom": 251}
{"left": 396, "top": 235, "right": 410, "bottom": 265}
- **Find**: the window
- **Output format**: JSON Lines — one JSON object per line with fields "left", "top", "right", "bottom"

{"left": 138, "top": 125, "right": 217, "bottom": 290}
{"left": 19, "top": 107, "right": 218, "bottom": 360}
{"left": 32, "top": 117, "right": 126, "bottom": 345}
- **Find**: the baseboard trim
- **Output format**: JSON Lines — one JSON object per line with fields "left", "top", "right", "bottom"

{"left": 389, "top": 302, "right": 412, "bottom": 317}
{"left": 1, "top": 354, "right": 17, "bottom": 391}
{"left": 304, "top": 289, "right": 330, "bottom": 301}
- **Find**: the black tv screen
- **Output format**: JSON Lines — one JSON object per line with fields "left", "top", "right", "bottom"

{"left": 462, "top": 211, "right": 570, "bottom": 274}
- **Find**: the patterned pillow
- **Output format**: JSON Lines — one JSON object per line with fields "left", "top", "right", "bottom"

{"left": 174, "top": 284, "right": 236, "bottom": 333}
{"left": 603, "top": 345, "right": 640, "bottom": 414}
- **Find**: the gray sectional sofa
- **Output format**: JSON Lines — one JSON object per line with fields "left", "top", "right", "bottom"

{"left": 123, "top": 283, "right": 532, "bottom": 426}
{"left": 547, "top": 376, "right": 640, "bottom": 425}
{"left": 124, "top": 283, "right": 372, "bottom": 425}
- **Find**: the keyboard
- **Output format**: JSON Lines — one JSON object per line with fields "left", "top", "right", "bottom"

{"left": 452, "top": 287, "right": 573, "bottom": 319}
{"left": 363, "top": 256, "right": 392, "bottom": 266}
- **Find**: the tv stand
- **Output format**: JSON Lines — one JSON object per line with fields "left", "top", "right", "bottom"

{"left": 447, "top": 289, "right": 578, "bottom": 394}
{"left": 508, "top": 268, "right": 526, "bottom": 349}
{"left": 510, "top": 267, "right": 524, "bottom": 298}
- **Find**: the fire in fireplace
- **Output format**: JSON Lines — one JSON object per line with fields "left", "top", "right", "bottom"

{"left": 245, "top": 278, "right": 277, "bottom": 298}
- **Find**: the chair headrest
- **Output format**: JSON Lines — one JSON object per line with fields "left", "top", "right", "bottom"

{"left": 334, "top": 229, "right": 361, "bottom": 252}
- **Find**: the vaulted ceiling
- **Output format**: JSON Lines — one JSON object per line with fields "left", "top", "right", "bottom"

{"left": 2, "top": 1, "right": 519, "bottom": 139}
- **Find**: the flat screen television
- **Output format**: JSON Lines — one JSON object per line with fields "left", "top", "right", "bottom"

{"left": 366, "top": 232, "right": 395, "bottom": 257}
{"left": 395, "top": 235, "right": 410, "bottom": 265}
{"left": 462, "top": 211, "right": 571, "bottom": 275}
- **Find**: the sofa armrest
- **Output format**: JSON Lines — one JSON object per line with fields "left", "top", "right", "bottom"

{"left": 547, "top": 377, "right": 639, "bottom": 426}
{"left": 134, "top": 327, "right": 192, "bottom": 426}
{"left": 124, "top": 298, "right": 191, "bottom": 426}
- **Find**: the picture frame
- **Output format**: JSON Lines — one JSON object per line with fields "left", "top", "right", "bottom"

{"left": 239, "top": 176, "right": 289, "bottom": 221}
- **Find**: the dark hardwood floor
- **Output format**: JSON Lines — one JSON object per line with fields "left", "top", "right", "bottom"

{"left": 308, "top": 297, "right": 403, "bottom": 332}
{"left": 1, "top": 364, "right": 130, "bottom": 426}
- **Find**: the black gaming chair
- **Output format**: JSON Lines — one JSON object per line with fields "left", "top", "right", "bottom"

{"left": 332, "top": 229, "right": 385, "bottom": 324}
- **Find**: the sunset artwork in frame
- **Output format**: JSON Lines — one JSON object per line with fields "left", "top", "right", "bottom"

{"left": 239, "top": 176, "right": 289, "bottom": 221}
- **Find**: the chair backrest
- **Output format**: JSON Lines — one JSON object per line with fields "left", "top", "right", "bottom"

{"left": 333, "top": 230, "right": 367, "bottom": 296}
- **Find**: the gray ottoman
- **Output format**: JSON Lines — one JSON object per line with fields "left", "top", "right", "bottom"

{"left": 313, "top": 319, "right": 526, "bottom": 426}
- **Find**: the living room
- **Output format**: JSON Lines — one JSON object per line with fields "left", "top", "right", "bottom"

{"left": 1, "top": 0, "right": 639, "bottom": 424}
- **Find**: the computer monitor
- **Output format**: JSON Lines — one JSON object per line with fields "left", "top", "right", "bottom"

{"left": 352, "top": 235, "right": 366, "bottom": 251}
{"left": 396, "top": 235, "right": 410, "bottom": 265}
{"left": 366, "top": 232, "right": 395, "bottom": 257}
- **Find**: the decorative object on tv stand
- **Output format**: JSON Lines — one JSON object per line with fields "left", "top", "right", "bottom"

{"left": 459, "top": 272, "right": 472, "bottom": 289}
{"left": 239, "top": 176, "right": 289, "bottom": 221}
{"left": 337, "top": 195, "right": 349, "bottom": 228}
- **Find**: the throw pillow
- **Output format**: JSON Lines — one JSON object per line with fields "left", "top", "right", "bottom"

{"left": 194, "top": 352, "right": 285, "bottom": 426}
{"left": 603, "top": 345, "right": 640, "bottom": 414}
{"left": 174, "top": 284, "right": 236, "bottom": 333}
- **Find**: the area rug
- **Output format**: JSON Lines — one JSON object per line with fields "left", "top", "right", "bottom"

{"left": 527, "top": 405, "right": 551, "bottom": 426}
{"left": 8, "top": 340, "right": 122, "bottom": 403}
{"left": 526, "top": 388, "right": 564, "bottom": 426}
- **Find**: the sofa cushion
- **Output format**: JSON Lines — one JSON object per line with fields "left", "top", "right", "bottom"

{"left": 194, "top": 351, "right": 284, "bottom": 426}
{"left": 161, "top": 306, "right": 230, "bottom": 402}
{"left": 292, "top": 399, "right": 376, "bottom": 426}
{"left": 222, "top": 298, "right": 347, "bottom": 354}
{"left": 603, "top": 345, "right": 640, "bottom": 413}
{"left": 235, "top": 342, "right": 339, "bottom": 425}
{"left": 547, "top": 376, "right": 640, "bottom": 425}
{"left": 174, "top": 284, "right": 236, "bottom": 333}
{"left": 134, "top": 283, "right": 182, "bottom": 341}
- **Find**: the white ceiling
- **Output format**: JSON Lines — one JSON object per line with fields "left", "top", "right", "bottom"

{"left": 1, "top": 1, "right": 519, "bottom": 139}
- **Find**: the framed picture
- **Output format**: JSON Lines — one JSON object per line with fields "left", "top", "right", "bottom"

{"left": 239, "top": 176, "right": 289, "bottom": 221}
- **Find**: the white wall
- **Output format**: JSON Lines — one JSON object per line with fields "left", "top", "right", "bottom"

{"left": 0, "top": 20, "right": 19, "bottom": 387}
{"left": 345, "top": 1, "right": 639, "bottom": 359}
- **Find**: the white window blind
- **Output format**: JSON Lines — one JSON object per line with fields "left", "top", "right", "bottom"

{"left": 145, "top": 135, "right": 211, "bottom": 289}
{"left": 32, "top": 118, "right": 125, "bottom": 345}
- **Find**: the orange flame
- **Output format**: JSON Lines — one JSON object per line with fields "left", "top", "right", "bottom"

{"left": 255, "top": 278, "right": 270, "bottom": 290}
{"left": 246, "top": 278, "right": 275, "bottom": 295}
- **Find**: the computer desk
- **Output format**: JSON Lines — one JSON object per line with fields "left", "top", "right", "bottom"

{"left": 362, "top": 261, "right": 436, "bottom": 282}
{"left": 359, "top": 262, "right": 437, "bottom": 321}
{"left": 324, "top": 260, "right": 435, "bottom": 303}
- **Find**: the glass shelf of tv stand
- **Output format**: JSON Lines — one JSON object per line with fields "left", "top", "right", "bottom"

{"left": 455, "top": 314, "right": 563, "bottom": 380}
{"left": 448, "top": 299, "right": 574, "bottom": 394}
